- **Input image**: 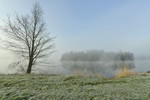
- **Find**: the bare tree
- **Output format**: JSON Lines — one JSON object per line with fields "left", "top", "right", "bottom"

{"left": 0, "top": 3, "right": 55, "bottom": 74}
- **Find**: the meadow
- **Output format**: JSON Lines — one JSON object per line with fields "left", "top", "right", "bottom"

{"left": 0, "top": 73, "right": 150, "bottom": 100}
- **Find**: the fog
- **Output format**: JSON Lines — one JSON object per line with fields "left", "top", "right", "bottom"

{"left": 0, "top": 0, "right": 150, "bottom": 77}
{"left": 0, "top": 50, "right": 14, "bottom": 74}
{"left": 134, "top": 59, "right": 150, "bottom": 72}
{"left": 0, "top": 50, "right": 150, "bottom": 78}
{"left": 59, "top": 60, "right": 149, "bottom": 78}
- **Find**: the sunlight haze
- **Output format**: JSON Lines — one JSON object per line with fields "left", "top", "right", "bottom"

{"left": 0, "top": 0, "right": 150, "bottom": 73}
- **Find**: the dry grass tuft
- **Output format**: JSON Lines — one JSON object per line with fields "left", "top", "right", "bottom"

{"left": 146, "top": 71, "right": 150, "bottom": 73}
{"left": 114, "top": 67, "right": 135, "bottom": 79}
{"left": 68, "top": 70, "right": 104, "bottom": 78}
{"left": 73, "top": 70, "right": 85, "bottom": 77}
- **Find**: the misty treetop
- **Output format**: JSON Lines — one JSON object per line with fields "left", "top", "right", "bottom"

{"left": 61, "top": 50, "right": 135, "bottom": 73}
{"left": 61, "top": 50, "right": 134, "bottom": 62}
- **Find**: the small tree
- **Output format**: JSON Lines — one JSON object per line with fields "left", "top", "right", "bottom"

{"left": 0, "top": 3, "right": 55, "bottom": 74}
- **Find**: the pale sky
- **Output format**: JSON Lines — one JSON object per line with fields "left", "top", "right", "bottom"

{"left": 0, "top": 0, "right": 150, "bottom": 69}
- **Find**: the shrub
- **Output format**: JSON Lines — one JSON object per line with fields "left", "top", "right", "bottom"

{"left": 114, "top": 67, "right": 135, "bottom": 79}
{"left": 146, "top": 71, "right": 150, "bottom": 73}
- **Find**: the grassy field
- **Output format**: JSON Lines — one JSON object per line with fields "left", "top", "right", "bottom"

{"left": 0, "top": 73, "right": 150, "bottom": 100}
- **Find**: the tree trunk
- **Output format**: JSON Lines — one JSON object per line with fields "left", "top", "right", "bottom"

{"left": 26, "top": 58, "right": 33, "bottom": 74}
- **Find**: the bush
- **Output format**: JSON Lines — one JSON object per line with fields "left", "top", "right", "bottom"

{"left": 146, "top": 71, "right": 150, "bottom": 73}
{"left": 114, "top": 67, "right": 135, "bottom": 79}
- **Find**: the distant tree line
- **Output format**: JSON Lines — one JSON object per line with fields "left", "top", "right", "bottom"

{"left": 61, "top": 50, "right": 135, "bottom": 73}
